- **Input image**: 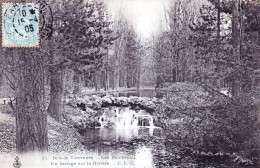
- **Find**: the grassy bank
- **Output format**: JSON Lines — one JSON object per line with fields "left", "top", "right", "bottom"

{"left": 155, "top": 82, "right": 259, "bottom": 167}
{"left": 0, "top": 104, "right": 86, "bottom": 155}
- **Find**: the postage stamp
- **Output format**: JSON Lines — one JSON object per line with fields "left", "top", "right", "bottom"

{"left": 2, "top": 3, "right": 39, "bottom": 47}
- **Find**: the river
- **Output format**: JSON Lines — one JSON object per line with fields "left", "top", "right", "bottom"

{"left": 78, "top": 90, "right": 254, "bottom": 168}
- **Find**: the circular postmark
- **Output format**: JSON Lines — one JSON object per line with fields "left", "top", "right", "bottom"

{"left": 37, "top": 0, "right": 53, "bottom": 41}
{"left": 2, "top": 1, "right": 53, "bottom": 47}
{"left": 3, "top": 3, "right": 39, "bottom": 47}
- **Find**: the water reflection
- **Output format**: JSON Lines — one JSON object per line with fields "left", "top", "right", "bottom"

{"left": 135, "top": 146, "right": 153, "bottom": 168}
{"left": 80, "top": 127, "right": 158, "bottom": 168}
{"left": 82, "top": 127, "right": 162, "bottom": 145}
{"left": 80, "top": 118, "right": 238, "bottom": 167}
{"left": 79, "top": 105, "right": 163, "bottom": 167}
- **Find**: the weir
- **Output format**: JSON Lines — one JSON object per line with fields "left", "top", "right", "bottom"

{"left": 98, "top": 107, "right": 155, "bottom": 129}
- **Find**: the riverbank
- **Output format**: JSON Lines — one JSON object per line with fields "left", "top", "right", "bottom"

{"left": 0, "top": 82, "right": 258, "bottom": 167}
{"left": 154, "top": 82, "right": 259, "bottom": 167}
{"left": 0, "top": 104, "right": 86, "bottom": 155}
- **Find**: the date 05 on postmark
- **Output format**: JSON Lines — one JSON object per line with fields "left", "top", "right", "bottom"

{"left": 2, "top": 3, "right": 39, "bottom": 47}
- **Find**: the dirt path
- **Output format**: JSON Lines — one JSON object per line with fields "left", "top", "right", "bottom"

{"left": 0, "top": 105, "right": 16, "bottom": 154}
{"left": 0, "top": 105, "right": 15, "bottom": 124}
{"left": 0, "top": 104, "right": 86, "bottom": 155}
{"left": 0, "top": 98, "right": 11, "bottom": 105}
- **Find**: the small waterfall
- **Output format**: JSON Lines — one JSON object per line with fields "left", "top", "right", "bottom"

{"left": 98, "top": 107, "right": 155, "bottom": 128}
{"left": 98, "top": 115, "right": 106, "bottom": 128}
{"left": 116, "top": 107, "right": 139, "bottom": 128}
{"left": 138, "top": 115, "right": 154, "bottom": 127}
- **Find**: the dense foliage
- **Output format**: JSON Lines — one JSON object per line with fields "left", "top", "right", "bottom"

{"left": 153, "top": 0, "right": 259, "bottom": 165}
{"left": 156, "top": 83, "right": 259, "bottom": 166}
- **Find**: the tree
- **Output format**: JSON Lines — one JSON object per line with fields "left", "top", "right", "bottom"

{"left": 0, "top": 35, "right": 49, "bottom": 153}
{"left": 111, "top": 14, "right": 129, "bottom": 90}
{"left": 15, "top": 49, "right": 48, "bottom": 153}
{"left": 154, "top": 0, "right": 260, "bottom": 163}
{"left": 101, "top": 12, "right": 142, "bottom": 90}
{"left": 47, "top": 0, "right": 115, "bottom": 121}
{"left": 189, "top": 2, "right": 232, "bottom": 88}
{"left": 1, "top": 48, "right": 48, "bottom": 153}
{"left": 154, "top": 0, "right": 202, "bottom": 86}
{"left": 124, "top": 28, "right": 140, "bottom": 88}
{"left": 0, "top": 1, "right": 52, "bottom": 153}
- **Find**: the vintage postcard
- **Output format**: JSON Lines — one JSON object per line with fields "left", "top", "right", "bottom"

{"left": 2, "top": 3, "right": 39, "bottom": 47}
{"left": 0, "top": 0, "right": 259, "bottom": 168}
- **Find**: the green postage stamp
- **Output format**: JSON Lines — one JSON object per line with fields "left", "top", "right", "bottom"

{"left": 2, "top": 3, "right": 39, "bottom": 47}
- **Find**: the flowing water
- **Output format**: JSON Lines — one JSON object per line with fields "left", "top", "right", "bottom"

{"left": 98, "top": 107, "right": 156, "bottom": 129}
{"left": 80, "top": 106, "right": 165, "bottom": 167}
{"left": 80, "top": 96, "right": 253, "bottom": 167}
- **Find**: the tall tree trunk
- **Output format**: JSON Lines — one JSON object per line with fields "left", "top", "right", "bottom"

{"left": 215, "top": 0, "right": 221, "bottom": 88}
{"left": 127, "top": 68, "right": 131, "bottom": 88}
{"left": 94, "top": 70, "right": 101, "bottom": 91}
{"left": 47, "top": 68, "right": 63, "bottom": 122}
{"left": 136, "top": 70, "right": 141, "bottom": 94}
{"left": 231, "top": 0, "right": 241, "bottom": 97}
{"left": 258, "top": 27, "right": 260, "bottom": 46}
{"left": 232, "top": 0, "right": 240, "bottom": 57}
{"left": 113, "top": 43, "right": 120, "bottom": 90}
{"left": 114, "top": 67, "right": 120, "bottom": 90}
{"left": 104, "top": 49, "right": 110, "bottom": 91}
{"left": 0, "top": 73, "right": 2, "bottom": 86}
{"left": 106, "top": 70, "right": 110, "bottom": 90}
{"left": 123, "top": 71, "right": 127, "bottom": 88}
{"left": 217, "top": 0, "right": 221, "bottom": 41}
{"left": 73, "top": 70, "right": 80, "bottom": 94}
{"left": 103, "top": 72, "right": 106, "bottom": 89}
{"left": 15, "top": 50, "right": 48, "bottom": 153}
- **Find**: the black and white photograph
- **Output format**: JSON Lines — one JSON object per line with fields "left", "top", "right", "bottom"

{"left": 0, "top": 0, "right": 259, "bottom": 167}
